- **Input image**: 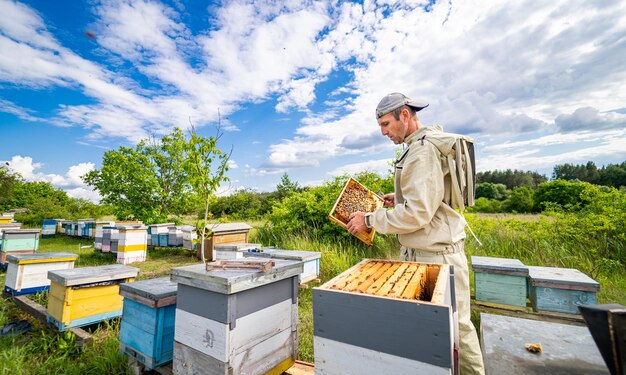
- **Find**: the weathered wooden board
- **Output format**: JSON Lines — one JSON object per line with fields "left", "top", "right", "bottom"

{"left": 48, "top": 264, "right": 139, "bottom": 286}
{"left": 528, "top": 266, "right": 600, "bottom": 314}
{"left": 120, "top": 278, "right": 177, "bottom": 308}
{"left": 314, "top": 336, "right": 450, "bottom": 375}
{"left": 480, "top": 312, "right": 609, "bottom": 374}
{"left": 171, "top": 259, "right": 302, "bottom": 295}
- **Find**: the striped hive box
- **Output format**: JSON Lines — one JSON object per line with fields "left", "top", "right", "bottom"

{"left": 246, "top": 248, "right": 321, "bottom": 284}
{"left": 4, "top": 252, "right": 78, "bottom": 296}
{"left": 199, "top": 223, "right": 252, "bottom": 260}
{"left": 46, "top": 264, "right": 139, "bottom": 331}
{"left": 41, "top": 219, "right": 57, "bottom": 238}
{"left": 1, "top": 229, "right": 40, "bottom": 266}
{"left": 168, "top": 226, "right": 183, "bottom": 247}
{"left": 117, "top": 226, "right": 148, "bottom": 265}
{"left": 528, "top": 266, "right": 600, "bottom": 315}
{"left": 94, "top": 221, "right": 115, "bottom": 251}
{"left": 471, "top": 256, "right": 529, "bottom": 309}
{"left": 214, "top": 243, "right": 262, "bottom": 260}
{"left": 313, "top": 259, "right": 458, "bottom": 375}
{"left": 120, "top": 278, "right": 177, "bottom": 370}
{"left": 170, "top": 259, "right": 303, "bottom": 375}
{"left": 0, "top": 223, "right": 21, "bottom": 243}
{"left": 101, "top": 226, "right": 116, "bottom": 252}
{"left": 180, "top": 226, "right": 197, "bottom": 251}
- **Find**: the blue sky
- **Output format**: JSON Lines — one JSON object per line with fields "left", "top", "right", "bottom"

{"left": 1, "top": 0, "right": 625, "bottom": 201}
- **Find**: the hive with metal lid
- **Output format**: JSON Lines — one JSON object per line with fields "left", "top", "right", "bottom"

{"left": 313, "top": 259, "right": 458, "bottom": 375}
{"left": 171, "top": 259, "right": 303, "bottom": 375}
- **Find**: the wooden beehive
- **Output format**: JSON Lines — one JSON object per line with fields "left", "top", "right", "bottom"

{"left": 117, "top": 225, "right": 148, "bottom": 265}
{"left": 198, "top": 223, "right": 252, "bottom": 260}
{"left": 527, "top": 266, "right": 600, "bottom": 315}
{"left": 41, "top": 219, "right": 57, "bottom": 238}
{"left": 471, "top": 256, "right": 529, "bottom": 309}
{"left": 246, "top": 248, "right": 321, "bottom": 284}
{"left": 0, "top": 229, "right": 40, "bottom": 266}
{"left": 313, "top": 259, "right": 457, "bottom": 375}
{"left": 148, "top": 223, "right": 174, "bottom": 248}
{"left": 4, "top": 252, "right": 78, "bottom": 296}
{"left": 0, "top": 223, "right": 22, "bottom": 248}
{"left": 119, "top": 278, "right": 178, "bottom": 370}
{"left": 180, "top": 225, "right": 197, "bottom": 251}
{"left": 328, "top": 177, "right": 384, "bottom": 245}
{"left": 214, "top": 243, "right": 262, "bottom": 260}
{"left": 170, "top": 259, "right": 303, "bottom": 375}
{"left": 94, "top": 221, "right": 115, "bottom": 251}
{"left": 47, "top": 264, "right": 139, "bottom": 331}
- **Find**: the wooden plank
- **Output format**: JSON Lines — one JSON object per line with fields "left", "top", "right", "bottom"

{"left": 284, "top": 361, "right": 315, "bottom": 375}
{"left": 374, "top": 263, "right": 409, "bottom": 296}
{"left": 344, "top": 262, "right": 385, "bottom": 292}
{"left": 471, "top": 300, "right": 586, "bottom": 325}
{"left": 356, "top": 262, "right": 392, "bottom": 293}
{"left": 10, "top": 295, "right": 92, "bottom": 347}
{"left": 365, "top": 262, "right": 400, "bottom": 294}
{"left": 314, "top": 336, "right": 451, "bottom": 375}
{"left": 205, "top": 260, "right": 274, "bottom": 272}
{"left": 388, "top": 264, "right": 417, "bottom": 298}
{"left": 400, "top": 265, "right": 427, "bottom": 299}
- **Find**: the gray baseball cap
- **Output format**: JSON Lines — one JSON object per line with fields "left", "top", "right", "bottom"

{"left": 375, "top": 92, "right": 428, "bottom": 119}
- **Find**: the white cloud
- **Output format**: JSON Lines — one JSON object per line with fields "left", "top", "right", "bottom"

{"left": 0, "top": 99, "right": 42, "bottom": 122}
{"left": 555, "top": 107, "right": 626, "bottom": 132}
{"left": 328, "top": 159, "right": 392, "bottom": 177}
{"left": 263, "top": 0, "right": 626, "bottom": 169}
{"left": 2, "top": 155, "right": 99, "bottom": 201}
{"left": 227, "top": 159, "right": 238, "bottom": 169}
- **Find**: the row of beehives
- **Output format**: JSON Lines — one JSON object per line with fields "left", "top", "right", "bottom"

{"left": 472, "top": 256, "right": 600, "bottom": 315}
{"left": 2, "top": 246, "right": 331, "bottom": 374}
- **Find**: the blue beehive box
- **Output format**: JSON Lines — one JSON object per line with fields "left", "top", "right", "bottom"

{"left": 527, "top": 266, "right": 600, "bottom": 315}
{"left": 42, "top": 219, "right": 57, "bottom": 238}
{"left": 119, "top": 278, "right": 177, "bottom": 370}
{"left": 471, "top": 256, "right": 529, "bottom": 308}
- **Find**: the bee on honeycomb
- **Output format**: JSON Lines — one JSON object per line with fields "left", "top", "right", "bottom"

{"left": 334, "top": 182, "right": 377, "bottom": 225}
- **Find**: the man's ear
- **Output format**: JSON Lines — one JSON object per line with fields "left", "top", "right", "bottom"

{"left": 401, "top": 107, "right": 411, "bottom": 124}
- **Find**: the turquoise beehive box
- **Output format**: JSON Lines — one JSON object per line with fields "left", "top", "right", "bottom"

{"left": 119, "top": 278, "right": 177, "bottom": 370}
{"left": 471, "top": 256, "right": 529, "bottom": 308}
{"left": 527, "top": 266, "right": 600, "bottom": 315}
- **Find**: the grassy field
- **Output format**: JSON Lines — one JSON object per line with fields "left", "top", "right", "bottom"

{"left": 0, "top": 213, "right": 624, "bottom": 373}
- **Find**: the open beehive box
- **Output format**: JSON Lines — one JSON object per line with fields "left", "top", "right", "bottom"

{"left": 328, "top": 177, "right": 384, "bottom": 245}
{"left": 313, "top": 259, "right": 457, "bottom": 374}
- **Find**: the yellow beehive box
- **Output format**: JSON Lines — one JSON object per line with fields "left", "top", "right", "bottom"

{"left": 46, "top": 264, "right": 139, "bottom": 331}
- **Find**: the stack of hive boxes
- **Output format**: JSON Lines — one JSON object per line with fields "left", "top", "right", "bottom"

{"left": 148, "top": 223, "right": 173, "bottom": 248}
{"left": 313, "top": 259, "right": 458, "bottom": 375}
{"left": 94, "top": 221, "right": 115, "bottom": 251}
{"left": 41, "top": 219, "right": 57, "bottom": 238}
{"left": 199, "top": 223, "right": 252, "bottom": 260}
{"left": 168, "top": 226, "right": 183, "bottom": 247}
{"left": 119, "top": 278, "right": 178, "bottom": 370}
{"left": 117, "top": 225, "right": 148, "bottom": 264}
{"left": 0, "top": 229, "right": 40, "bottom": 266}
{"left": 180, "top": 226, "right": 197, "bottom": 250}
{"left": 170, "top": 259, "right": 302, "bottom": 375}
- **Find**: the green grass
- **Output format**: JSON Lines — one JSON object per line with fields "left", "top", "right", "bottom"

{"left": 0, "top": 212, "right": 624, "bottom": 372}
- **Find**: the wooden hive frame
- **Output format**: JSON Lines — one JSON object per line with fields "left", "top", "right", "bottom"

{"left": 328, "top": 177, "right": 384, "bottom": 246}
{"left": 318, "top": 259, "right": 448, "bottom": 304}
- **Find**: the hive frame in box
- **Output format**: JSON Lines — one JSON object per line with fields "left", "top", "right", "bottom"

{"left": 328, "top": 177, "right": 384, "bottom": 245}
{"left": 313, "top": 259, "right": 458, "bottom": 375}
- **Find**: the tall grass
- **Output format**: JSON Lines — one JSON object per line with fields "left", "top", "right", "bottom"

{"left": 0, "top": 211, "right": 624, "bottom": 372}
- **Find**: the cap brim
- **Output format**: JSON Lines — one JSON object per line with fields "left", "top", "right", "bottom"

{"left": 407, "top": 101, "right": 429, "bottom": 112}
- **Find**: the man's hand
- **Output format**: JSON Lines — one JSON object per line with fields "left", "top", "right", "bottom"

{"left": 382, "top": 193, "right": 395, "bottom": 208}
{"left": 347, "top": 211, "right": 367, "bottom": 234}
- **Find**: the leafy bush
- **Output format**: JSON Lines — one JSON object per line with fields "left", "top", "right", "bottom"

{"left": 533, "top": 179, "right": 590, "bottom": 211}
{"left": 502, "top": 186, "right": 535, "bottom": 213}
{"left": 467, "top": 197, "right": 503, "bottom": 213}
{"left": 476, "top": 182, "right": 509, "bottom": 200}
